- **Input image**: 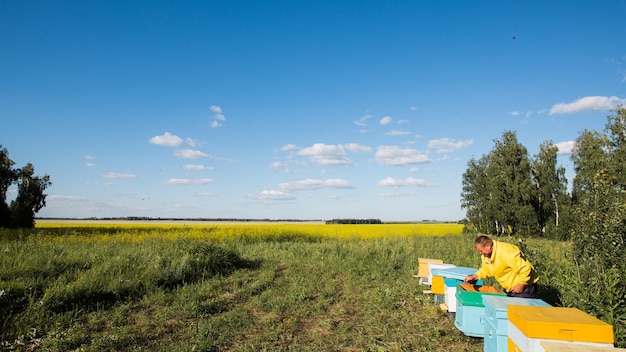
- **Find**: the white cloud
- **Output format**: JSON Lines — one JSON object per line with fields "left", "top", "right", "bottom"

{"left": 166, "top": 178, "right": 216, "bottom": 185}
{"left": 173, "top": 149, "right": 210, "bottom": 159}
{"left": 378, "top": 176, "right": 429, "bottom": 187}
{"left": 549, "top": 96, "right": 626, "bottom": 115}
{"left": 375, "top": 145, "right": 431, "bottom": 166}
{"left": 353, "top": 114, "right": 373, "bottom": 126}
{"left": 149, "top": 132, "right": 183, "bottom": 147}
{"left": 380, "top": 116, "right": 392, "bottom": 125}
{"left": 555, "top": 141, "right": 576, "bottom": 155}
{"left": 102, "top": 172, "right": 137, "bottom": 179}
{"left": 84, "top": 154, "right": 95, "bottom": 167}
{"left": 255, "top": 190, "right": 296, "bottom": 200}
{"left": 209, "top": 105, "right": 222, "bottom": 114}
{"left": 270, "top": 161, "right": 291, "bottom": 172}
{"left": 344, "top": 143, "right": 372, "bottom": 153}
{"left": 210, "top": 105, "right": 226, "bottom": 127}
{"left": 196, "top": 192, "right": 221, "bottom": 197}
{"left": 298, "top": 143, "right": 370, "bottom": 165}
{"left": 183, "top": 164, "right": 212, "bottom": 171}
{"left": 385, "top": 130, "right": 412, "bottom": 136}
{"left": 277, "top": 178, "right": 353, "bottom": 191}
{"left": 427, "top": 138, "right": 474, "bottom": 153}
{"left": 281, "top": 144, "right": 298, "bottom": 151}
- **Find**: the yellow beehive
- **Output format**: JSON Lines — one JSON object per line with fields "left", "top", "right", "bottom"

{"left": 541, "top": 341, "right": 626, "bottom": 351}
{"left": 432, "top": 275, "right": 445, "bottom": 295}
{"left": 509, "top": 337, "right": 522, "bottom": 352}
{"left": 417, "top": 258, "right": 443, "bottom": 278}
{"left": 508, "top": 306, "right": 614, "bottom": 351}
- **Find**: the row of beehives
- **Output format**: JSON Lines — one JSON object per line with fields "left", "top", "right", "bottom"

{"left": 416, "top": 258, "right": 625, "bottom": 352}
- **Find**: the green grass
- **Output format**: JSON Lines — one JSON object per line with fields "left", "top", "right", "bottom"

{"left": 1, "top": 227, "right": 619, "bottom": 351}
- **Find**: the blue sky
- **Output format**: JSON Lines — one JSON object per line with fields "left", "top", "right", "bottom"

{"left": 1, "top": 1, "right": 625, "bottom": 221}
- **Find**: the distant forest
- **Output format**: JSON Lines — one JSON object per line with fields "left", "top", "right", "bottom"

{"left": 37, "top": 217, "right": 460, "bottom": 224}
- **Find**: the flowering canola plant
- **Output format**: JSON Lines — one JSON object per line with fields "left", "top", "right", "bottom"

{"left": 35, "top": 222, "right": 464, "bottom": 243}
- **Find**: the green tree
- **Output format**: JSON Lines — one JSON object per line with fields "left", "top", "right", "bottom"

{"left": 461, "top": 131, "right": 537, "bottom": 236}
{"left": 461, "top": 157, "right": 491, "bottom": 233}
{"left": 0, "top": 145, "right": 51, "bottom": 228}
{"left": 569, "top": 106, "right": 626, "bottom": 346}
{"left": 531, "top": 141, "right": 570, "bottom": 237}
{"left": 486, "top": 131, "right": 536, "bottom": 235}
{"left": 604, "top": 106, "right": 626, "bottom": 188}
{"left": 570, "top": 129, "right": 607, "bottom": 204}
{"left": 1, "top": 146, "right": 19, "bottom": 227}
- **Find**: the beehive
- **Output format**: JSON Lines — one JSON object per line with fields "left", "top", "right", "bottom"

{"left": 427, "top": 263, "right": 456, "bottom": 287}
{"left": 482, "top": 295, "right": 551, "bottom": 352}
{"left": 507, "top": 306, "right": 614, "bottom": 351}
{"left": 444, "top": 279, "right": 461, "bottom": 312}
{"left": 444, "top": 277, "right": 484, "bottom": 313}
{"left": 454, "top": 284, "right": 505, "bottom": 337}
{"left": 540, "top": 341, "right": 626, "bottom": 351}
{"left": 430, "top": 266, "right": 482, "bottom": 313}
{"left": 417, "top": 258, "right": 443, "bottom": 282}
{"left": 432, "top": 275, "right": 446, "bottom": 295}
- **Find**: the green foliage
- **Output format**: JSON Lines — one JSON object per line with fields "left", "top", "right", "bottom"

{"left": 461, "top": 107, "right": 626, "bottom": 347}
{"left": 0, "top": 145, "right": 51, "bottom": 228}
{"left": 532, "top": 141, "right": 570, "bottom": 238}
{"left": 461, "top": 131, "right": 570, "bottom": 237}
{"left": 566, "top": 106, "right": 626, "bottom": 347}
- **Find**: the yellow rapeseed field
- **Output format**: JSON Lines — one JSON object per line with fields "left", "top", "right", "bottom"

{"left": 35, "top": 221, "right": 463, "bottom": 243}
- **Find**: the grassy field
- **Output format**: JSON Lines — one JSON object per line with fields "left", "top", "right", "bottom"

{"left": 0, "top": 222, "right": 602, "bottom": 351}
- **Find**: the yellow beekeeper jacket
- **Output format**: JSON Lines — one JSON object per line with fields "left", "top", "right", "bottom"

{"left": 474, "top": 240, "right": 539, "bottom": 292}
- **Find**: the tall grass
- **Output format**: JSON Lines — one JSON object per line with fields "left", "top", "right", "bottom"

{"left": 0, "top": 224, "right": 619, "bottom": 350}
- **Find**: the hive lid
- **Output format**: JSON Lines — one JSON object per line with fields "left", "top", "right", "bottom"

{"left": 455, "top": 284, "right": 505, "bottom": 306}
{"left": 417, "top": 258, "right": 443, "bottom": 277}
{"left": 482, "top": 295, "right": 550, "bottom": 319}
{"left": 430, "top": 266, "right": 478, "bottom": 280}
{"left": 508, "top": 306, "right": 614, "bottom": 344}
{"left": 427, "top": 263, "right": 456, "bottom": 281}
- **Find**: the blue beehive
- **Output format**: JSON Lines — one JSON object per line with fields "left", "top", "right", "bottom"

{"left": 482, "top": 295, "right": 551, "bottom": 352}
{"left": 431, "top": 267, "right": 481, "bottom": 313}
{"left": 454, "top": 284, "right": 505, "bottom": 337}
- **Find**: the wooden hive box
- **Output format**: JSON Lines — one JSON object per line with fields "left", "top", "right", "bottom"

{"left": 454, "top": 284, "right": 505, "bottom": 337}
{"left": 431, "top": 267, "right": 482, "bottom": 313}
{"left": 507, "top": 306, "right": 614, "bottom": 351}
{"left": 426, "top": 262, "right": 455, "bottom": 287}
{"left": 481, "top": 295, "right": 551, "bottom": 352}
{"left": 417, "top": 258, "right": 443, "bottom": 281}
